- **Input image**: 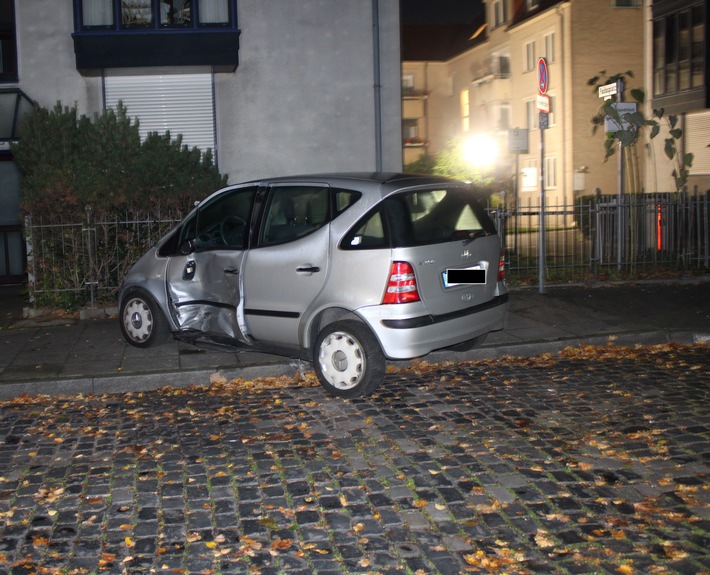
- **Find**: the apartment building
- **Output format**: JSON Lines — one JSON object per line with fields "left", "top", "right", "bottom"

{"left": 402, "top": 0, "right": 647, "bottom": 207}
{"left": 647, "top": 0, "right": 708, "bottom": 193}
{"left": 0, "top": 0, "right": 402, "bottom": 283}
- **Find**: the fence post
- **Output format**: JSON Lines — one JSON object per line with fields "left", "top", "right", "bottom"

{"left": 84, "top": 206, "right": 97, "bottom": 307}
{"left": 24, "top": 215, "right": 36, "bottom": 305}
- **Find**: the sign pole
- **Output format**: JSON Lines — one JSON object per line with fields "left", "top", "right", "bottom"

{"left": 616, "top": 79, "right": 624, "bottom": 271}
{"left": 538, "top": 114, "right": 546, "bottom": 294}
{"left": 536, "top": 58, "right": 549, "bottom": 294}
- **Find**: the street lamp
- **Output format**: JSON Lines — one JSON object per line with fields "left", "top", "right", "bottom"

{"left": 461, "top": 134, "right": 498, "bottom": 170}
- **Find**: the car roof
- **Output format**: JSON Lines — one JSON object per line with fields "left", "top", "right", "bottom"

{"left": 243, "top": 172, "right": 469, "bottom": 194}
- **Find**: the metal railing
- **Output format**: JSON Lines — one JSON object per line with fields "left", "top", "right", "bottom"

{"left": 23, "top": 192, "right": 709, "bottom": 307}
{"left": 489, "top": 191, "right": 709, "bottom": 284}
{"left": 25, "top": 210, "right": 182, "bottom": 308}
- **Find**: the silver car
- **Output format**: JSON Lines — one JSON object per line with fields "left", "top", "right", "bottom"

{"left": 118, "top": 173, "right": 508, "bottom": 397}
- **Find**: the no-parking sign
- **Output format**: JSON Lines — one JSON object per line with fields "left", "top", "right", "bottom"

{"left": 537, "top": 57, "right": 549, "bottom": 94}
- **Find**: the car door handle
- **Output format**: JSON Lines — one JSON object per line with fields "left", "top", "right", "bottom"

{"left": 224, "top": 268, "right": 239, "bottom": 275}
{"left": 296, "top": 265, "right": 320, "bottom": 274}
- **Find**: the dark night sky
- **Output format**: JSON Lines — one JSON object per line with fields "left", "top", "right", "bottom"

{"left": 401, "top": 0, "right": 484, "bottom": 24}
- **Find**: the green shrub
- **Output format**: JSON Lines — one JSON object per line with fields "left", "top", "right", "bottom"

{"left": 12, "top": 102, "right": 228, "bottom": 309}
{"left": 11, "top": 101, "right": 227, "bottom": 219}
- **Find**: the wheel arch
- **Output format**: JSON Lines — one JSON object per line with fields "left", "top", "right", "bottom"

{"left": 305, "top": 307, "right": 364, "bottom": 351}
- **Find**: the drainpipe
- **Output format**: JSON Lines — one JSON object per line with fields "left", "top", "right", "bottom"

{"left": 372, "top": 0, "right": 383, "bottom": 172}
{"left": 557, "top": 3, "right": 568, "bottom": 207}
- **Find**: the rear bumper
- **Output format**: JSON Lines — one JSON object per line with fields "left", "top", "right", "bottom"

{"left": 358, "top": 293, "right": 508, "bottom": 359}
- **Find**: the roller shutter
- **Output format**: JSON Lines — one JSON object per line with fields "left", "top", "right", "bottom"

{"left": 104, "top": 68, "right": 216, "bottom": 154}
{"left": 686, "top": 110, "right": 710, "bottom": 175}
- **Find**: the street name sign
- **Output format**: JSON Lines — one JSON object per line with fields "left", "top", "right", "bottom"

{"left": 604, "top": 102, "right": 637, "bottom": 132}
{"left": 598, "top": 82, "right": 618, "bottom": 100}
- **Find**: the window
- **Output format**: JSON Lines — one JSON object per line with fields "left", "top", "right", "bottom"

{"left": 524, "top": 41, "right": 535, "bottom": 72}
{"left": 615, "top": 0, "right": 641, "bottom": 6}
{"left": 526, "top": 100, "right": 538, "bottom": 130}
{"left": 104, "top": 71, "right": 216, "bottom": 152}
{"left": 497, "top": 103, "right": 511, "bottom": 131}
{"left": 260, "top": 186, "right": 330, "bottom": 246}
{"left": 691, "top": 6, "right": 703, "bottom": 89}
{"left": 526, "top": 0, "right": 539, "bottom": 10}
{"left": 402, "top": 74, "right": 415, "bottom": 96}
{"left": 402, "top": 119, "right": 421, "bottom": 145}
{"left": 0, "top": 0, "right": 17, "bottom": 82}
{"left": 544, "top": 157, "right": 557, "bottom": 189}
{"left": 547, "top": 94, "right": 555, "bottom": 126}
{"left": 653, "top": 4, "right": 705, "bottom": 98}
{"left": 258, "top": 186, "right": 358, "bottom": 248}
{"left": 163, "top": 187, "right": 257, "bottom": 254}
{"left": 492, "top": 0, "right": 506, "bottom": 27}
{"left": 77, "top": 0, "right": 232, "bottom": 30}
{"left": 461, "top": 90, "right": 470, "bottom": 132}
{"left": 653, "top": 19, "right": 665, "bottom": 96}
{"left": 544, "top": 33, "right": 555, "bottom": 63}
{"left": 492, "top": 51, "right": 510, "bottom": 77}
{"left": 343, "top": 188, "right": 495, "bottom": 250}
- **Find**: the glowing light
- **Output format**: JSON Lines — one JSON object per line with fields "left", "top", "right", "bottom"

{"left": 461, "top": 134, "right": 498, "bottom": 169}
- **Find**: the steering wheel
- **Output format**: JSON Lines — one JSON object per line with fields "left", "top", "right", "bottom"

{"left": 220, "top": 215, "right": 247, "bottom": 246}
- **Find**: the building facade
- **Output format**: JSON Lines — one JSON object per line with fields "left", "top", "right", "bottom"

{"left": 646, "top": 0, "right": 708, "bottom": 193}
{"left": 403, "top": 0, "right": 653, "bottom": 208}
{"left": 0, "top": 0, "right": 402, "bottom": 284}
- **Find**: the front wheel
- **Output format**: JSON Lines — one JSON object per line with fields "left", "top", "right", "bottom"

{"left": 119, "top": 290, "right": 170, "bottom": 348}
{"left": 314, "top": 320, "right": 385, "bottom": 398}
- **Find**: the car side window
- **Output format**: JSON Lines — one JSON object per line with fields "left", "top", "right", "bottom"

{"left": 341, "top": 208, "right": 388, "bottom": 250}
{"left": 178, "top": 187, "right": 256, "bottom": 251}
{"left": 260, "top": 185, "right": 331, "bottom": 246}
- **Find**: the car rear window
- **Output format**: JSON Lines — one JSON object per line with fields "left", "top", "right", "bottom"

{"left": 343, "top": 187, "right": 495, "bottom": 249}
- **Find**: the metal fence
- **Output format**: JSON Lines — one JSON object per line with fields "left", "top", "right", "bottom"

{"left": 489, "top": 191, "right": 710, "bottom": 284}
{"left": 25, "top": 211, "right": 183, "bottom": 308}
{"left": 24, "top": 192, "right": 709, "bottom": 307}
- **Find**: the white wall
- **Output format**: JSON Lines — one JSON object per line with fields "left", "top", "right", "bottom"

{"left": 13, "top": 0, "right": 402, "bottom": 184}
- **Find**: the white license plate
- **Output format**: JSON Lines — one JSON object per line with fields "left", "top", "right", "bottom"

{"left": 443, "top": 266, "right": 486, "bottom": 288}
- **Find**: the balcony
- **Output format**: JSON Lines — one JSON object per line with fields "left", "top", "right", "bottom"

{"left": 72, "top": 0, "right": 241, "bottom": 73}
{"left": 402, "top": 87, "right": 430, "bottom": 99}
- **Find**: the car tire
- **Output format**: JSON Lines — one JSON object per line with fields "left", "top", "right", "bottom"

{"left": 314, "top": 320, "right": 385, "bottom": 398}
{"left": 119, "top": 290, "right": 171, "bottom": 348}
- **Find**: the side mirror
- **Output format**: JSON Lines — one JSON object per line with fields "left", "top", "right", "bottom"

{"left": 180, "top": 239, "right": 195, "bottom": 255}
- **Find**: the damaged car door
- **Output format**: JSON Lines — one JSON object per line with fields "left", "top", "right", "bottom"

{"left": 165, "top": 186, "right": 257, "bottom": 343}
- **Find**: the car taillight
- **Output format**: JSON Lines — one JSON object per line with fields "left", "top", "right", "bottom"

{"left": 382, "top": 262, "right": 420, "bottom": 304}
{"left": 498, "top": 253, "right": 506, "bottom": 282}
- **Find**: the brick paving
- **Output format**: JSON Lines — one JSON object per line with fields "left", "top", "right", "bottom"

{"left": 0, "top": 344, "right": 708, "bottom": 575}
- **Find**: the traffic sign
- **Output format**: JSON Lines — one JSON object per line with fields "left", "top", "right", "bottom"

{"left": 539, "top": 112, "right": 549, "bottom": 130}
{"left": 598, "top": 82, "right": 618, "bottom": 100}
{"left": 508, "top": 128, "right": 529, "bottom": 153}
{"left": 536, "top": 94, "right": 550, "bottom": 113}
{"left": 604, "top": 102, "right": 637, "bottom": 132}
{"left": 537, "top": 57, "right": 549, "bottom": 94}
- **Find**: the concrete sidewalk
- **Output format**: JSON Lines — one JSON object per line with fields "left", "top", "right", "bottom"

{"left": 0, "top": 280, "right": 708, "bottom": 399}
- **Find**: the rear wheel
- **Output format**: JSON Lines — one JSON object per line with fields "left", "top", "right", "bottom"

{"left": 120, "top": 290, "right": 170, "bottom": 348}
{"left": 314, "top": 320, "right": 385, "bottom": 398}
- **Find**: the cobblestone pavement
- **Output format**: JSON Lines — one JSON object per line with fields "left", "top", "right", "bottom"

{"left": 0, "top": 344, "right": 708, "bottom": 575}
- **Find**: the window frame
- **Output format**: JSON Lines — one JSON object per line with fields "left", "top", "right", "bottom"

{"left": 544, "top": 32, "right": 555, "bottom": 64}
{"left": 653, "top": 3, "right": 705, "bottom": 99}
{"left": 342, "top": 187, "right": 495, "bottom": 251}
{"left": 544, "top": 157, "right": 557, "bottom": 189}
{"left": 74, "top": 0, "right": 238, "bottom": 32}
{"left": 524, "top": 41, "right": 536, "bottom": 72}
{"left": 0, "top": 0, "right": 18, "bottom": 83}
{"left": 256, "top": 185, "right": 360, "bottom": 249}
